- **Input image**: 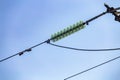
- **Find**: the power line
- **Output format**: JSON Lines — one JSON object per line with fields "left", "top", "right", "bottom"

{"left": 0, "top": 40, "right": 50, "bottom": 62}
{"left": 64, "top": 55, "right": 120, "bottom": 80}
{"left": 48, "top": 42, "right": 120, "bottom": 51}
{"left": 1, "top": 39, "right": 120, "bottom": 63}
{"left": 0, "top": 4, "right": 120, "bottom": 63}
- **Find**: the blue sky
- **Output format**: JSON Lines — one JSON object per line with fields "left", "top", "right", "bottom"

{"left": 1, "top": 0, "right": 120, "bottom": 80}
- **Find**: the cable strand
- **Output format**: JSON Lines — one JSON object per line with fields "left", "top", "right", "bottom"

{"left": 48, "top": 42, "right": 120, "bottom": 51}
{"left": 64, "top": 55, "right": 120, "bottom": 80}
{"left": 0, "top": 40, "right": 50, "bottom": 62}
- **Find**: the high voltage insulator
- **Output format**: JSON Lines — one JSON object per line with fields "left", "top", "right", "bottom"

{"left": 51, "top": 21, "right": 85, "bottom": 42}
{"left": 50, "top": 3, "right": 120, "bottom": 42}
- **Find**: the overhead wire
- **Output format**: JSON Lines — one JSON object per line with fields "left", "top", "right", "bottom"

{"left": 48, "top": 42, "right": 120, "bottom": 51}
{"left": 1, "top": 39, "right": 120, "bottom": 63}
{"left": 64, "top": 55, "right": 120, "bottom": 80}
{"left": 0, "top": 39, "right": 50, "bottom": 62}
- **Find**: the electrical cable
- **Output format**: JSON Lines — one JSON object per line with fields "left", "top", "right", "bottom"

{"left": 64, "top": 55, "right": 120, "bottom": 80}
{"left": 0, "top": 39, "right": 50, "bottom": 62}
{"left": 48, "top": 42, "right": 120, "bottom": 51}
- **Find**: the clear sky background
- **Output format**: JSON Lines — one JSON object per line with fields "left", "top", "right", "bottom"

{"left": 1, "top": 0, "right": 120, "bottom": 80}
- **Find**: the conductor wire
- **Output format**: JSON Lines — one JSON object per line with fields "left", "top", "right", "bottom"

{"left": 48, "top": 42, "right": 120, "bottom": 51}
{"left": 0, "top": 39, "right": 50, "bottom": 62}
{"left": 64, "top": 55, "right": 120, "bottom": 80}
